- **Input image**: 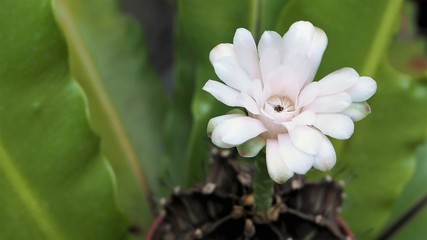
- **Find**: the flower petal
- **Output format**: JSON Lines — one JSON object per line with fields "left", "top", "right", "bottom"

{"left": 237, "top": 136, "right": 266, "bottom": 158}
{"left": 283, "top": 111, "right": 316, "bottom": 130}
{"left": 258, "top": 30, "right": 282, "bottom": 58}
{"left": 297, "top": 82, "right": 319, "bottom": 108}
{"left": 313, "top": 136, "right": 336, "bottom": 171}
{"left": 260, "top": 47, "right": 281, "bottom": 79}
{"left": 239, "top": 92, "right": 260, "bottom": 114}
{"left": 304, "top": 92, "right": 352, "bottom": 113}
{"left": 347, "top": 76, "right": 377, "bottom": 102}
{"left": 266, "top": 139, "right": 294, "bottom": 184}
{"left": 212, "top": 116, "right": 267, "bottom": 146}
{"left": 282, "top": 21, "right": 327, "bottom": 83}
{"left": 278, "top": 134, "right": 314, "bottom": 174}
{"left": 316, "top": 68, "right": 359, "bottom": 96}
{"left": 247, "top": 79, "right": 264, "bottom": 103}
{"left": 288, "top": 125, "right": 324, "bottom": 155}
{"left": 342, "top": 102, "right": 371, "bottom": 121}
{"left": 313, "top": 114, "right": 354, "bottom": 140}
{"left": 292, "top": 110, "right": 316, "bottom": 125}
{"left": 209, "top": 43, "right": 235, "bottom": 62}
{"left": 211, "top": 56, "right": 253, "bottom": 92}
{"left": 207, "top": 113, "right": 244, "bottom": 137}
{"left": 259, "top": 31, "right": 282, "bottom": 78}
{"left": 233, "top": 28, "right": 261, "bottom": 79}
{"left": 203, "top": 80, "right": 242, "bottom": 107}
{"left": 265, "top": 65, "right": 304, "bottom": 101}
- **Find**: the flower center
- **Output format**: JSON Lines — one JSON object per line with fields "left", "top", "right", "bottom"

{"left": 267, "top": 96, "right": 295, "bottom": 113}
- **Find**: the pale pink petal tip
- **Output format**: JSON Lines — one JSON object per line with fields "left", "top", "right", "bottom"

{"left": 202, "top": 80, "right": 241, "bottom": 107}
{"left": 233, "top": 28, "right": 261, "bottom": 79}
{"left": 314, "top": 114, "right": 354, "bottom": 140}
{"left": 347, "top": 76, "right": 377, "bottom": 102}
{"left": 313, "top": 136, "right": 336, "bottom": 171}
{"left": 212, "top": 117, "right": 267, "bottom": 147}
{"left": 266, "top": 140, "right": 294, "bottom": 184}
{"left": 209, "top": 43, "right": 235, "bottom": 63}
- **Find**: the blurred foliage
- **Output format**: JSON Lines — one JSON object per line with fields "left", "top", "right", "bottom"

{"left": 389, "top": 1, "right": 427, "bottom": 77}
{"left": 1, "top": 0, "right": 427, "bottom": 239}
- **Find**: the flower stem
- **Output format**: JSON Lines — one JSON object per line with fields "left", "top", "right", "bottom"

{"left": 254, "top": 155, "right": 274, "bottom": 215}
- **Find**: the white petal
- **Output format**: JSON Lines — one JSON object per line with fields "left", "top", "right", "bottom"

{"left": 233, "top": 28, "right": 261, "bottom": 79}
{"left": 247, "top": 79, "right": 264, "bottom": 103}
{"left": 212, "top": 57, "right": 253, "bottom": 92}
{"left": 260, "top": 47, "right": 281, "bottom": 79}
{"left": 258, "top": 31, "right": 282, "bottom": 58}
{"left": 342, "top": 102, "right": 371, "bottom": 121}
{"left": 203, "top": 80, "right": 242, "bottom": 107}
{"left": 293, "top": 111, "right": 316, "bottom": 125}
{"left": 264, "top": 65, "right": 304, "bottom": 101}
{"left": 316, "top": 68, "right": 359, "bottom": 96}
{"left": 282, "top": 21, "right": 327, "bottom": 83}
{"left": 304, "top": 92, "right": 352, "bottom": 113}
{"left": 209, "top": 43, "right": 235, "bottom": 63}
{"left": 313, "top": 114, "right": 354, "bottom": 140}
{"left": 313, "top": 135, "right": 336, "bottom": 171}
{"left": 297, "top": 82, "right": 319, "bottom": 108}
{"left": 288, "top": 125, "right": 324, "bottom": 155}
{"left": 237, "top": 136, "right": 266, "bottom": 158}
{"left": 347, "top": 76, "right": 377, "bottom": 102}
{"left": 239, "top": 92, "right": 260, "bottom": 114}
{"left": 212, "top": 116, "right": 267, "bottom": 146}
{"left": 266, "top": 139, "right": 294, "bottom": 184}
{"left": 283, "top": 111, "right": 316, "bottom": 130}
{"left": 207, "top": 113, "right": 244, "bottom": 137}
{"left": 278, "top": 134, "right": 314, "bottom": 174}
{"left": 259, "top": 31, "right": 282, "bottom": 78}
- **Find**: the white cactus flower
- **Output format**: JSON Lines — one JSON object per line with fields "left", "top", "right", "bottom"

{"left": 203, "top": 21, "right": 377, "bottom": 184}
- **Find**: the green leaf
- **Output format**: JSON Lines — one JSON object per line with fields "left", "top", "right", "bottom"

{"left": 383, "top": 141, "right": 427, "bottom": 239}
{"left": 0, "top": 1, "right": 127, "bottom": 239}
{"left": 52, "top": 0, "right": 169, "bottom": 228}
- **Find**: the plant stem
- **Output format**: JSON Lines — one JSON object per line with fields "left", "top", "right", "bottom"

{"left": 254, "top": 155, "right": 274, "bottom": 215}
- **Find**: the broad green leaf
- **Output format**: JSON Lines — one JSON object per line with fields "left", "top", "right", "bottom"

{"left": 0, "top": 1, "right": 127, "bottom": 239}
{"left": 52, "top": 0, "right": 169, "bottom": 229}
